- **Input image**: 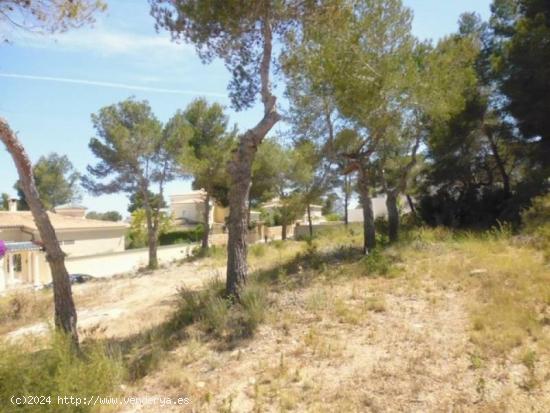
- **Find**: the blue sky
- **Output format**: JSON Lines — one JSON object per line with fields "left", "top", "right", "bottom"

{"left": 0, "top": 0, "right": 492, "bottom": 216}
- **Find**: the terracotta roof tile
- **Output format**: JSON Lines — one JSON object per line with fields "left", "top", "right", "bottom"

{"left": 0, "top": 211, "right": 128, "bottom": 231}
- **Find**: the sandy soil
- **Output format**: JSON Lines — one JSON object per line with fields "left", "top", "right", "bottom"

{"left": 7, "top": 260, "right": 223, "bottom": 341}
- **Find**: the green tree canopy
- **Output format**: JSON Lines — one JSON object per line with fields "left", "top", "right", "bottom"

{"left": 127, "top": 190, "right": 167, "bottom": 214}
{"left": 14, "top": 153, "right": 81, "bottom": 210}
{"left": 84, "top": 98, "right": 183, "bottom": 269}
{"left": 176, "top": 98, "right": 236, "bottom": 206}
{"left": 491, "top": 0, "right": 550, "bottom": 163}
{"left": 85, "top": 211, "right": 123, "bottom": 222}
{"left": 172, "top": 97, "right": 236, "bottom": 248}
{"left": 1, "top": 193, "right": 9, "bottom": 210}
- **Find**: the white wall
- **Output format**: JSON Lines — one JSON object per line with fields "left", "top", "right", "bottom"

{"left": 294, "top": 222, "right": 345, "bottom": 238}
{"left": 172, "top": 202, "right": 216, "bottom": 225}
{"left": 64, "top": 243, "right": 198, "bottom": 279}
{"left": 348, "top": 195, "right": 411, "bottom": 222}
{"left": 60, "top": 235, "right": 125, "bottom": 257}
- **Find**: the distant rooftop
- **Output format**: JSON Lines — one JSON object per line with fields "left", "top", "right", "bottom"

{"left": 54, "top": 203, "right": 87, "bottom": 210}
{"left": 0, "top": 211, "right": 128, "bottom": 231}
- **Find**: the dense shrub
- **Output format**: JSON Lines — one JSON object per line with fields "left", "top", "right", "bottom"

{"left": 0, "top": 333, "right": 123, "bottom": 412}
{"left": 359, "top": 249, "right": 401, "bottom": 278}
{"left": 521, "top": 194, "right": 550, "bottom": 257}
{"left": 173, "top": 277, "right": 267, "bottom": 339}
{"left": 159, "top": 225, "right": 205, "bottom": 246}
{"left": 324, "top": 213, "right": 341, "bottom": 222}
{"left": 418, "top": 184, "right": 548, "bottom": 230}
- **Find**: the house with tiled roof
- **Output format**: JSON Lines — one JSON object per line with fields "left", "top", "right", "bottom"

{"left": 0, "top": 198, "right": 127, "bottom": 291}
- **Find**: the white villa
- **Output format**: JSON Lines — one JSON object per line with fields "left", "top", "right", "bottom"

{"left": 169, "top": 191, "right": 328, "bottom": 230}
{"left": 170, "top": 189, "right": 261, "bottom": 229}
{"left": 170, "top": 190, "right": 229, "bottom": 227}
{"left": 0, "top": 199, "right": 127, "bottom": 291}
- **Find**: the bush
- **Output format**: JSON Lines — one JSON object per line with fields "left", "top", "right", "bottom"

{"left": 324, "top": 213, "right": 341, "bottom": 222}
{"left": 521, "top": 194, "right": 550, "bottom": 257}
{"left": 359, "top": 249, "right": 400, "bottom": 278}
{"left": 374, "top": 216, "right": 389, "bottom": 235}
{"left": 296, "top": 241, "right": 323, "bottom": 270}
{"left": 172, "top": 277, "right": 267, "bottom": 340}
{"left": 0, "top": 291, "right": 52, "bottom": 327}
{"left": 202, "top": 297, "right": 230, "bottom": 336}
{"left": 0, "top": 333, "right": 123, "bottom": 413}
{"left": 159, "top": 225, "right": 205, "bottom": 246}
{"left": 238, "top": 285, "right": 267, "bottom": 334}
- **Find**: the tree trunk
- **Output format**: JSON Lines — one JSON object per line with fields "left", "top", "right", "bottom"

{"left": 0, "top": 118, "right": 78, "bottom": 346}
{"left": 386, "top": 191, "right": 399, "bottom": 243}
{"left": 147, "top": 218, "right": 159, "bottom": 269}
{"left": 358, "top": 166, "right": 376, "bottom": 254}
{"left": 406, "top": 194, "right": 416, "bottom": 216}
{"left": 226, "top": 146, "right": 254, "bottom": 299}
{"left": 225, "top": 17, "right": 280, "bottom": 299}
{"left": 307, "top": 204, "right": 313, "bottom": 238}
{"left": 202, "top": 193, "right": 210, "bottom": 250}
{"left": 143, "top": 197, "right": 158, "bottom": 269}
{"left": 486, "top": 130, "right": 511, "bottom": 196}
{"left": 344, "top": 175, "right": 350, "bottom": 227}
{"left": 282, "top": 222, "right": 287, "bottom": 241}
{"left": 141, "top": 186, "right": 159, "bottom": 270}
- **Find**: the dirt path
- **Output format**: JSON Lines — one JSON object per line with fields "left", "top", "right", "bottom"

{"left": 6, "top": 261, "right": 223, "bottom": 341}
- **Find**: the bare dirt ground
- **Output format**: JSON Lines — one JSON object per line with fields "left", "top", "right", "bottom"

{"left": 7, "top": 260, "right": 223, "bottom": 341}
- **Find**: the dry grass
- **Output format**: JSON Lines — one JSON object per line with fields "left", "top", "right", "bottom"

{"left": 2, "top": 224, "right": 549, "bottom": 412}
{"left": 398, "top": 229, "right": 550, "bottom": 359}
{"left": 0, "top": 289, "right": 52, "bottom": 335}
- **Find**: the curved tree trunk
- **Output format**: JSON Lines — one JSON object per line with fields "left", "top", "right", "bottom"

{"left": 202, "top": 193, "right": 211, "bottom": 250}
{"left": 386, "top": 191, "right": 399, "bottom": 243}
{"left": 226, "top": 143, "right": 254, "bottom": 299}
{"left": 225, "top": 17, "right": 280, "bottom": 299}
{"left": 358, "top": 166, "right": 376, "bottom": 254}
{"left": 0, "top": 118, "right": 78, "bottom": 346}
{"left": 282, "top": 222, "right": 287, "bottom": 241}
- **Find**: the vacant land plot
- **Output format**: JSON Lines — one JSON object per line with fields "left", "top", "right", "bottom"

{"left": 1, "top": 227, "right": 548, "bottom": 412}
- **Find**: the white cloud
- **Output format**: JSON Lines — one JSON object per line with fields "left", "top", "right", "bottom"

{"left": 0, "top": 72, "right": 227, "bottom": 98}
{"left": 10, "top": 27, "right": 191, "bottom": 58}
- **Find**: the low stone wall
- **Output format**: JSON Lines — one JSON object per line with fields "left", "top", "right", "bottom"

{"left": 264, "top": 225, "right": 295, "bottom": 241}
{"left": 64, "top": 243, "right": 198, "bottom": 278}
{"left": 294, "top": 221, "right": 345, "bottom": 238}
{"left": 209, "top": 232, "right": 263, "bottom": 246}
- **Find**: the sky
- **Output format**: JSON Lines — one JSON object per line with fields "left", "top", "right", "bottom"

{"left": 0, "top": 0, "right": 492, "bottom": 217}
